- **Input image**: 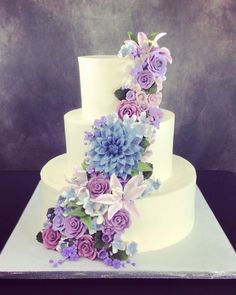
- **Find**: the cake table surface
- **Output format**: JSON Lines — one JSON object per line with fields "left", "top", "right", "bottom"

{"left": 0, "top": 170, "right": 236, "bottom": 279}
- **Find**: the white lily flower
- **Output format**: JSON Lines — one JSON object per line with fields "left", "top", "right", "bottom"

{"left": 93, "top": 174, "right": 146, "bottom": 220}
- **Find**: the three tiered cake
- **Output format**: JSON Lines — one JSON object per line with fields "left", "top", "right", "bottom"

{"left": 38, "top": 32, "right": 196, "bottom": 268}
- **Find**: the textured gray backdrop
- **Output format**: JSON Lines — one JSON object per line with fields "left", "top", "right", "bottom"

{"left": 0, "top": 0, "right": 235, "bottom": 172}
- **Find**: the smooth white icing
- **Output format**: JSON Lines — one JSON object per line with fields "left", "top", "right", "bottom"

{"left": 122, "top": 156, "right": 196, "bottom": 252}
{"left": 64, "top": 108, "right": 175, "bottom": 182}
{"left": 40, "top": 154, "right": 196, "bottom": 251}
{"left": 78, "top": 55, "right": 134, "bottom": 118}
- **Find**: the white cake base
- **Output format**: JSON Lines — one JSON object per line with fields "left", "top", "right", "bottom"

{"left": 0, "top": 183, "right": 235, "bottom": 279}
{"left": 40, "top": 154, "right": 196, "bottom": 252}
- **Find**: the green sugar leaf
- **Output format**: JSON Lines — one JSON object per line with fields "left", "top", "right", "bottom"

{"left": 131, "top": 169, "right": 139, "bottom": 177}
{"left": 67, "top": 200, "right": 79, "bottom": 208}
{"left": 114, "top": 88, "right": 129, "bottom": 101}
{"left": 94, "top": 239, "right": 105, "bottom": 250}
{"left": 67, "top": 206, "right": 87, "bottom": 217}
{"left": 127, "top": 31, "right": 138, "bottom": 44}
{"left": 143, "top": 169, "right": 153, "bottom": 180}
{"left": 46, "top": 207, "right": 55, "bottom": 216}
{"left": 93, "top": 231, "right": 105, "bottom": 250}
{"left": 138, "top": 161, "right": 153, "bottom": 179}
{"left": 138, "top": 161, "right": 153, "bottom": 172}
{"left": 36, "top": 231, "right": 43, "bottom": 244}
{"left": 140, "top": 137, "right": 151, "bottom": 151}
{"left": 81, "top": 160, "right": 88, "bottom": 171}
{"left": 80, "top": 215, "right": 92, "bottom": 229}
{"left": 111, "top": 250, "right": 129, "bottom": 261}
{"left": 148, "top": 32, "right": 158, "bottom": 41}
{"left": 145, "top": 83, "right": 157, "bottom": 94}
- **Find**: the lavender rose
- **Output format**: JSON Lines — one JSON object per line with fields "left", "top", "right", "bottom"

{"left": 42, "top": 226, "right": 61, "bottom": 250}
{"left": 117, "top": 100, "right": 140, "bottom": 119}
{"left": 52, "top": 214, "right": 65, "bottom": 232}
{"left": 77, "top": 235, "right": 97, "bottom": 260}
{"left": 147, "top": 107, "right": 163, "bottom": 128}
{"left": 135, "top": 91, "right": 149, "bottom": 111}
{"left": 139, "top": 102, "right": 149, "bottom": 112}
{"left": 136, "top": 91, "right": 147, "bottom": 105}
{"left": 101, "top": 234, "right": 113, "bottom": 244}
{"left": 147, "top": 51, "right": 167, "bottom": 78}
{"left": 87, "top": 175, "right": 110, "bottom": 198}
{"left": 64, "top": 216, "right": 86, "bottom": 239}
{"left": 125, "top": 90, "right": 136, "bottom": 101}
{"left": 136, "top": 69, "right": 154, "bottom": 90}
{"left": 106, "top": 209, "right": 130, "bottom": 232}
{"left": 147, "top": 93, "right": 162, "bottom": 107}
{"left": 102, "top": 224, "right": 115, "bottom": 236}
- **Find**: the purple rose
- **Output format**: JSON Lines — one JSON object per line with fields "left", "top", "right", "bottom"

{"left": 106, "top": 209, "right": 130, "bottom": 232}
{"left": 147, "top": 107, "right": 163, "bottom": 128}
{"left": 87, "top": 175, "right": 110, "bottom": 198}
{"left": 117, "top": 100, "right": 140, "bottom": 119}
{"left": 102, "top": 234, "right": 113, "bottom": 244}
{"left": 97, "top": 249, "right": 108, "bottom": 260}
{"left": 146, "top": 51, "right": 167, "bottom": 78}
{"left": 136, "top": 91, "right": 147, "bottom": 105}
{"left": 139, "top": 102, "right": 149, "bottom": 112}
{"left": 42, "top": 226, "right": 61, "bottom": 250}
{"left": 102, "top": 224, "right": 115, "bottom": 236}
{"left": 64, "top": 216, "right": 86, "bottom": 239}
{"left": 54, "top": 206, "right": 64, "bottom": 215}
{"left": 77, "top": 235, "right": 97, "bottom": 260}
{"left": 136, "top": 69, "right": 154, "bottom": 89}
{"left": 147, "top": 93, "right": 162, "bottom": 107}
{"left": 125, "top": 90, "right": 136, "bottom": 101}
{"left": 52, "top": 214, "right": 65, "bottom": 231}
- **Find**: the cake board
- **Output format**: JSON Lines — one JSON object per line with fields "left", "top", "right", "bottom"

{"left": 0, "top": 182, "right": 236, "bottom": 279}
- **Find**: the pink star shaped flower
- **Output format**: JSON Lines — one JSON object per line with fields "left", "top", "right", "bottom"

{"left": 93, "top": 174, "right": 146, "bottom": 220}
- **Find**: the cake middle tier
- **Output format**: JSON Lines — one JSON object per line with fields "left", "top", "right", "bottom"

{"left": 64, "top": 108, "right": 175, "bottom": 182}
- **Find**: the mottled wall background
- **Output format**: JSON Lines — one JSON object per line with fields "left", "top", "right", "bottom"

{"left": 0, "top": 0, "right": 235, "bottom": 172}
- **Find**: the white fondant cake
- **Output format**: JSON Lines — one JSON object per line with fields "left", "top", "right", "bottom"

{"left": 40, "top": 54, "right": 196, "bottom": 253}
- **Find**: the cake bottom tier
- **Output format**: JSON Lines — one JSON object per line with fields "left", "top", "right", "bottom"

{"left": 40, "top": 154, "right": 196, "bottom": 252}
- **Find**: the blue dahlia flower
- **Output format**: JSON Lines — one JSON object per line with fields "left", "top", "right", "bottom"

{"left": 88, "top": 114, "right": 144, "bottom": 179}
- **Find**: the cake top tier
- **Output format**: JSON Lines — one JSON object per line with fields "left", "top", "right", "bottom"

{"left": 78, "top": 55, "right": 134, "bottom": 118}
{"left": 79, "top": 55, "right": 119, "bottom": 59}
{"left": 78, "top": 32, "right": 172, "bottom": 119}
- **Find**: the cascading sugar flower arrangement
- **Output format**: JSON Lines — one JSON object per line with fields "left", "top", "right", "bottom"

{"left": 36, "top": 31, "right": 172, "bottom": 268}
{"left": 116, "top": 31, "right": 172, "bottom": 128}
